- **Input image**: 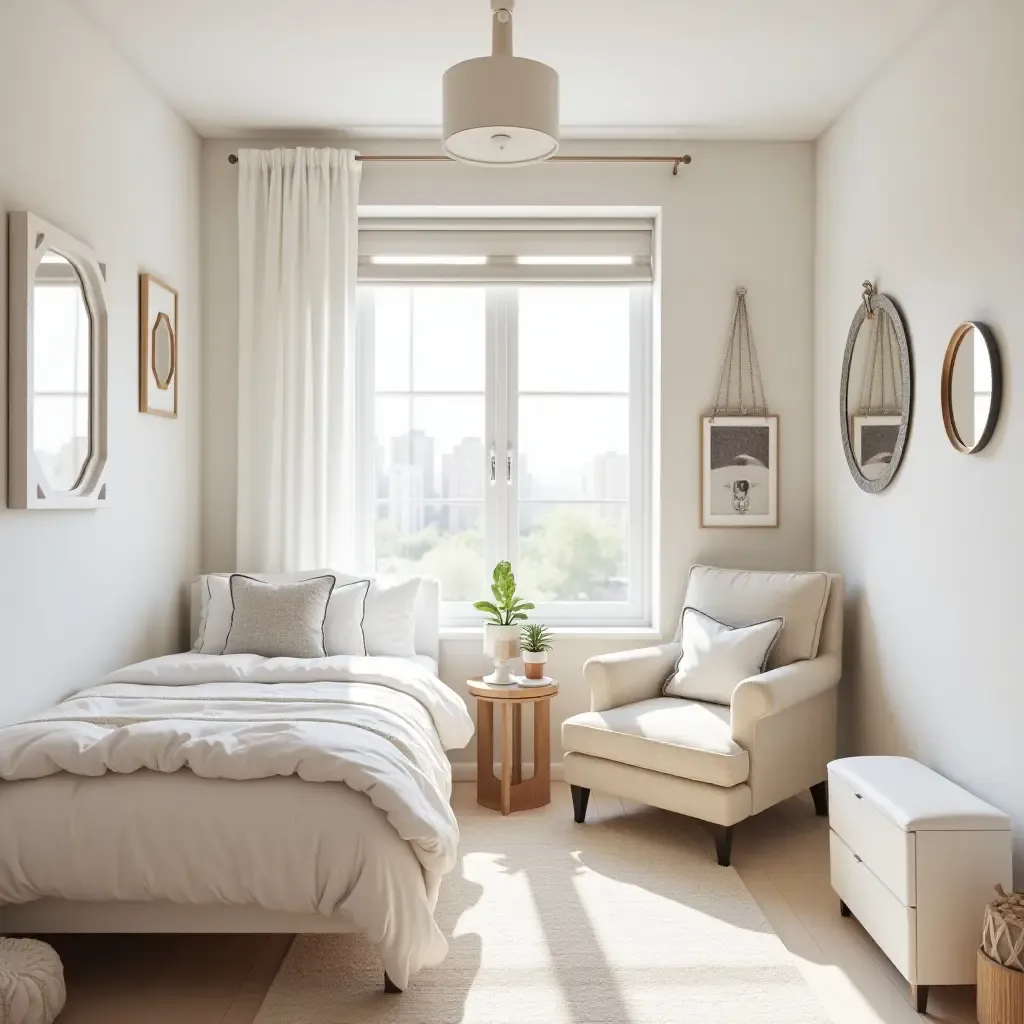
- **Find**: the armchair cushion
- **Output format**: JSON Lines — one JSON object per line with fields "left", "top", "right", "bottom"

{"left": 562, "top": 698, "right": 749, "bottom": 788}
{"left": 683, "top": 566, "right": 832, "bottom": 669}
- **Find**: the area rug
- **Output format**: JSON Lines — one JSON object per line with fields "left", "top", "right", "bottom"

{"left": 254, "top": 795, "right": 828, "bottom": 1023}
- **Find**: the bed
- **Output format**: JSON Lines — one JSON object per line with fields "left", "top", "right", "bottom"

{"left": 0, "top": 575, "right": 472, "bottom": 992}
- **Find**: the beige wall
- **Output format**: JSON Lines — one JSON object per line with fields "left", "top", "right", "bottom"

{"left": 0, "top": 0, "right": 203, "bottom": 724}
{"left": 202, "top": 137, "right": 817, "bottom": 766}
{"left": 815, "top": 0, "right": 1023, "bottom": 875}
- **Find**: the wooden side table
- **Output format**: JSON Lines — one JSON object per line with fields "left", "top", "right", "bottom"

{"left": 468, "top": 677, "right": 557, "bottom": 816}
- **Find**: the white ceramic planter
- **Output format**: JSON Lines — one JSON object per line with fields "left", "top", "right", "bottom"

{"left": 522, "top": 650, "right": 548, "bottom": 680}
{"left": 483, "top": 623, "right": 520, "bottom": 684}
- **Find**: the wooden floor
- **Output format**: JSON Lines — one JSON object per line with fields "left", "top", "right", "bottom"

{"left": 47, "top": 781, "right": 977, "bottom": 1024}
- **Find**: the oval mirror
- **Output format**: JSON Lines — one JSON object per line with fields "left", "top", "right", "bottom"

{"left": 32, "top": 249, "right": 93, "bottom": 492}
{"left": 839, "top": 285, "right": 913, "bottom": 493}
{"left": 941, "top": 322, "right": 1001, "bottom": 454}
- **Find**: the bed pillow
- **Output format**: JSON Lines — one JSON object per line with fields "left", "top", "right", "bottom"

{"left": 222, "top": 575, "right": 336, "bottom": 658}
{"left": 198, "top": 575, "right": 370, "bottom": 656}
{"left": 193, "top": 569, "right": 333, "bottom": 652}
{"left": 663, "top": 607, "right": 784, "bottom": 705}
{"left": 335, "top": 574, "right": 421, "bottom": 657}
{"left": 195, "top": 573, "right": 234, "bottom": 654}
{"left": 323, "top": 579, "right": 371, "bottom": 655}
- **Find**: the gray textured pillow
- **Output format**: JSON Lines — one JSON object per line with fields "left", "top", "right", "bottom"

{"left": 222, "top": 574, "right": 337, "bottom": 658}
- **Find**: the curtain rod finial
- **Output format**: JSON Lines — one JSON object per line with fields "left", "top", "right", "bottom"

{"left": 228, "top": 154, "right": 238, "bottom": 164}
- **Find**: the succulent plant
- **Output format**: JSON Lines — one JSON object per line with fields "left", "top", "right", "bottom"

{"left": 520, "top": 622, "right": 553, "bottom": 653}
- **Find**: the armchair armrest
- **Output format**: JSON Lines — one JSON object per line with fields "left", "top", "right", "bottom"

{"left": 731, "top": 654, "right": 841, "bottom": 747}
{"left": 584, "top": 643, "right": 681, "bottom": 712}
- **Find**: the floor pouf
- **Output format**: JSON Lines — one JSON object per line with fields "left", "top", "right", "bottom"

{"left": 0, "top": 939, "right": 66, "bottom": 1024}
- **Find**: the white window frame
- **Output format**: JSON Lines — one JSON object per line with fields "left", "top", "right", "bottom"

{"left": 356, "top": 258, "right": 653, "bottom": 629}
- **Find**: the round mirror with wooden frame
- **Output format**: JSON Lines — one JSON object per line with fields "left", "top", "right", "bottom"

{"left": 940, "top": 321, "right": 1001, "bottom": 454}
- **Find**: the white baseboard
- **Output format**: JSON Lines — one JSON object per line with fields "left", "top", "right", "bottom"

{"left": 451, "top": 762, "right": 565, "bottom": 782}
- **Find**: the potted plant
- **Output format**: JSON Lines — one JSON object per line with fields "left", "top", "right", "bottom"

{"left": 520, "top": 623, "right": 553, "bottom": 680}
{"left": 474, "top": 561, "right": 534, "bottom": 684}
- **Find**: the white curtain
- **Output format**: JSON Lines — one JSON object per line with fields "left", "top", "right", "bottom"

{"left": 236, "top": 147, "right": 363, "bottom": 572}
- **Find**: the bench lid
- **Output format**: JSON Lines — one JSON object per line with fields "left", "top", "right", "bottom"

{"left": 828, "top": 756, "right": 1010, "bottom": 832}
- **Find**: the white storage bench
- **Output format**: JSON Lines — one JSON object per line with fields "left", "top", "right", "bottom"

{"left": 828, "top": 756, "right": 1013, "bottom": 1013}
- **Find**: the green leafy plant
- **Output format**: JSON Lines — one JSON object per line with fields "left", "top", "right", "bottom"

{"left": 473, "top": 561, "right": 535, "bottom": 625}
{"left": 520, "top": 622, "right": 553, "bottom": 654}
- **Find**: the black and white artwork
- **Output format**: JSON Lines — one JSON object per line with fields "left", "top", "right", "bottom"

{"left": 701, "top": 415, "right": 778, "bottom": 527}
{"left": 853, "top": 415, "right": 902, "bottom": 481}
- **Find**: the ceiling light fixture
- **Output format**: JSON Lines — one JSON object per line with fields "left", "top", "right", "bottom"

{"left": 442, "top": 0, "right": 559, "bottom": 167}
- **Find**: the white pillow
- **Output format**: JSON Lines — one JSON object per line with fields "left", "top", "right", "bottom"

{"left": 683, "top": 566, "right": 831, "bottom": 668}
{"left": 196, "top": 574, "right": 371, "bottom": 657}
{"left": 663, "top": 607, "right": 784, "bottom": 705}
{"left": 324, "top": 579, "right": 371, "bottom": 655}
{"left": 335, "top": 573, "right": 421, "bottom": 657}
{"left": 196, "top": 574, "right": 233, "bottom": 654}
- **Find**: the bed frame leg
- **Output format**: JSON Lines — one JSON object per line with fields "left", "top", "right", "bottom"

{"left": 383, "top": 972, "right": 402, "bottom": 994}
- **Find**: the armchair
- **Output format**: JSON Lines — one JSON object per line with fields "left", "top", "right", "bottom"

{"left": 561, "top": 567, "right": 843, "bottom": 865}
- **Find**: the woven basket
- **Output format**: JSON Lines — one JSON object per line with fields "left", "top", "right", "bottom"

{"left": 983, "top": 886, "right": 1024, "bottom": 972}
{"left": 978, "top": 887, "right": 1024, "bottom": 1024}
{"left": 978, "top": 950, "right": 1024, "bottom": 1024}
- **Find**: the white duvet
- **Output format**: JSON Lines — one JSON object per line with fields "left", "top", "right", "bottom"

{"left": 0, "top": 653, "right": 474, "bottom": 988}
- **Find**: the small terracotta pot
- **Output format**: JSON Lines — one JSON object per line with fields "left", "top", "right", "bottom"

{"left": 522, "top": 651, "right": 547, "bottom": 680}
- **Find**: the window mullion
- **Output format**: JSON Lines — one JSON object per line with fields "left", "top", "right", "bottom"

{"left": 629, "top": 285, "right": 651, "bottom": 624}
{"left": 355, "top": 292, "right": 377, "bottom": 572}
{"left": 505, "top": 289, "right": 519, "bottom": 568}
{"left": 485, "top": 289, "right": 506, "bottom": 572}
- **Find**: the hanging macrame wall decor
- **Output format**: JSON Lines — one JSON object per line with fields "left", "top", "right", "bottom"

{"left": 701, "top": 288, "right": 778, "bottom": 527}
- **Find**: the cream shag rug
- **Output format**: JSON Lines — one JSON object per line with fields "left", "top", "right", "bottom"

{"left": 255, "top": 798, "right": 827, "bottom": 1023}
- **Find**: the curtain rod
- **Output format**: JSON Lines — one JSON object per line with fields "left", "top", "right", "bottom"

{"left": 227, "top": 153, "right": 692, "bottom": 175}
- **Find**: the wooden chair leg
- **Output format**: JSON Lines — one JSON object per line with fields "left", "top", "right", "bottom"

{"left": 810, "top": 781, "right": 829, "bottom": 816}
{"left": 713, "top": 825, "right": 734, "bottom": 866}
{"left": 384, "top": 972, "right": 402, "bottom": 994}
{"left": 570, "top": 784, "right": 590, "bottom": 823}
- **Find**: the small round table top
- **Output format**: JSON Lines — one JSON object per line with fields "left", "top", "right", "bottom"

{"left": 467, "top": 676, "right": 558, "bottom": 700}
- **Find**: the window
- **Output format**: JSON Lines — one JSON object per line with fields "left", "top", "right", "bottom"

{"left": 371, "top": 287, "right": 487, "bottom": 603}
{"left": 357, "top": 216, "right": 654, "bottom": 628}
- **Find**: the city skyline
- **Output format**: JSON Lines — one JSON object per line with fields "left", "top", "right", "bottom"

{"left": 378, "top": 427, "right": 629, "bottom": 536}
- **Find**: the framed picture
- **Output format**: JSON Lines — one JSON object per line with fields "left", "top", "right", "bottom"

{"left": 139, "top": 273, "right": 178, "bottom": 418}
{"left": 852, "top": 415, "right": 902, "bottom": 481}
{"left": 701, "top": 415, "right": 778, "bottom": 527}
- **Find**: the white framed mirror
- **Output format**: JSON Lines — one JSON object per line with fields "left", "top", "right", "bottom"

{"left": 8, "top": 211, "right": 109, "bottom": 509}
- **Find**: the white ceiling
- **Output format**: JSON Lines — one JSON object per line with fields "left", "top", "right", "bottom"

{"left": 76, "top": 0, "right": 943, "bottom": 140}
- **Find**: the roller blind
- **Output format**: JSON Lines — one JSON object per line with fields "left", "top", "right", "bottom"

{"left": 358, "top": 217, "right": 654, "bottom": 283}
